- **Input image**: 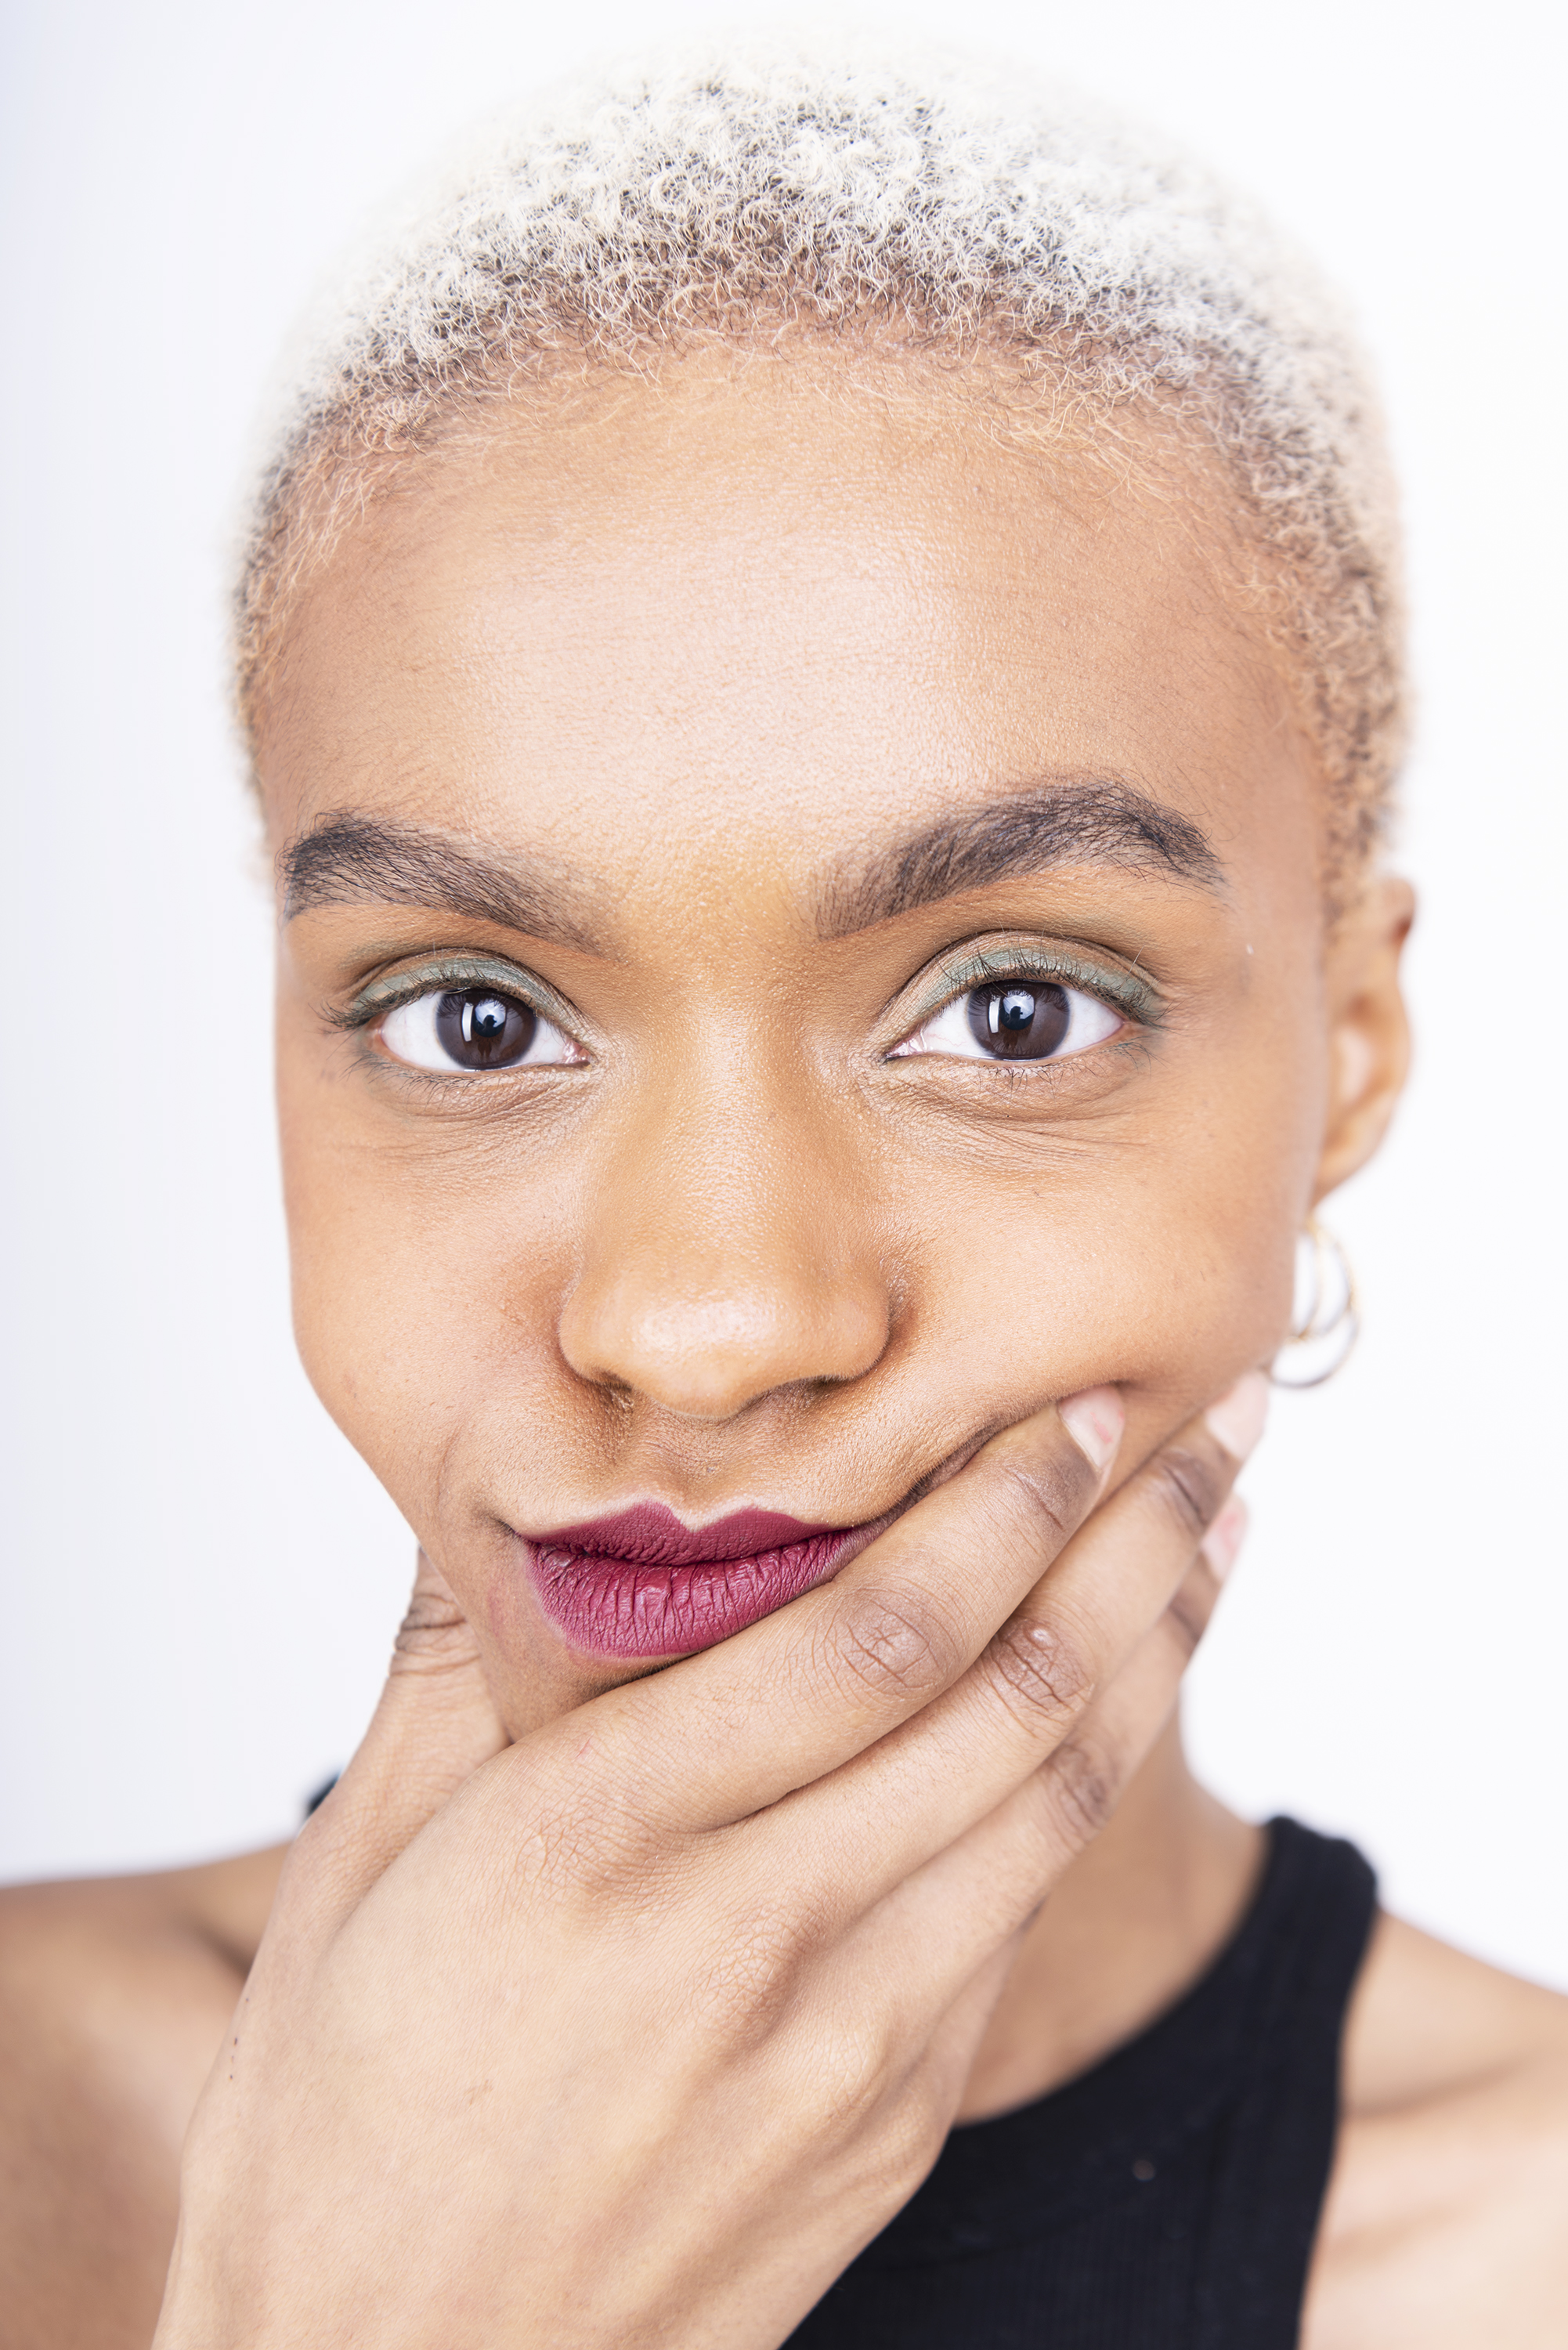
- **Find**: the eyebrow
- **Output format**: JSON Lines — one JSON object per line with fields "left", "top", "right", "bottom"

{"left": 815, "top": 779, "right": 1224, "bottom": 939}
{"left": 280, "top": 779, "right": 1222, "bottom": 949}
{"left": 278, "top": 812, "right": 609, "bottom": 954}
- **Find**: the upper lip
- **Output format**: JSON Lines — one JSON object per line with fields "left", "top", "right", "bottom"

{"left": 529, "top": 1502, "right": 844, "bottom": 1567}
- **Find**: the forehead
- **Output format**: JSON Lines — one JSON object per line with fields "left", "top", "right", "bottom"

{"left": 262, "top": 345, "right": 1309, "bottom": 902}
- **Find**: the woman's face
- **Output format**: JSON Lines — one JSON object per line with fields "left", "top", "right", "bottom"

{"left": 262, "top": 348, "right": 1410, "bottom": 1734}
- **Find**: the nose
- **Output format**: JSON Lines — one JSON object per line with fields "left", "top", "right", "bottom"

{"left": 556, "top": 1090, "right": 891, "bottom": 1422}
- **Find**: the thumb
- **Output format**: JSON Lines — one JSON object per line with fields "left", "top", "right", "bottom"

{"left": 293, "top": 1549, "right": 509, "bottom": 1927}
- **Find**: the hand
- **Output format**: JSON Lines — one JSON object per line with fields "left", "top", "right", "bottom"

{"left": 154, "top": 1377, "right": 1265, "bottom": 2350}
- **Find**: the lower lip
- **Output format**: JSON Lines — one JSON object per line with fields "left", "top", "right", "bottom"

{"left": 522, "top": 1526, "right": 872, "bottom": 1659}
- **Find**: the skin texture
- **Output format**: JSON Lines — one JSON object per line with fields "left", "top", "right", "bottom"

{"left": 3, "top": 342, "right": 1565, "bottom": 2348}
{"left": 270, "top": 352, "right": 1346, "bottom": 1731}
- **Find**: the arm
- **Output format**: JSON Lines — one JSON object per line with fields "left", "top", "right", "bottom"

{"left": 1305, "top": 1913, "right": 1568, "bottom": 2349}
{"left": 0, "top": 1849, "right": 282, "bottom": 2350}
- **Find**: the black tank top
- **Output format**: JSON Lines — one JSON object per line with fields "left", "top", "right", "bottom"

{"left": 786, "top": 1817, "right": 1375, "bottom": 2350}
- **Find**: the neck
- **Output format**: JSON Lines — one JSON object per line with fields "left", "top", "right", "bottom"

{"left": 956, "top": 1717, "right": 1264, "bottom": 2123}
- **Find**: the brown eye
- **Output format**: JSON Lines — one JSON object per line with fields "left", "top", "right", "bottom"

{"left": 965, "top": 982, "right": 1071, "bottom": 1060}
{"left": 890, "top": 971, "right": 1122, "bottom": 1065}
{"left": 433, "top": 988, "right": 537, "bottom": 1069}
{"left": 377, "top": 978, "right": 582, "bottom": 1073}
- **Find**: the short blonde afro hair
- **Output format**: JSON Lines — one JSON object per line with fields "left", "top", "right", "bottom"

{"left": 239, "top": 36, "right": 1404, "bottom": 887}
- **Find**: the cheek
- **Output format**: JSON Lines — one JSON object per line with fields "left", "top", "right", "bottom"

{"left": 274, "top": 1037, "right": 560, "bottom": 1519}
{"left": 905, "top": 1090, "right": 1311, "bottom": 1423}
{"left": 274, "top": 965, "right": 1324, "bottom": 1525}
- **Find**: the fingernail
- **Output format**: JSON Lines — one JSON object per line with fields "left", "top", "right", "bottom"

{"left": 1058, "top": 1386, "right": 1125, "bottom": 1473}
{"left": 1201, "top": 1496, "right": 1248, "bottom": 1582}
{"left": 1205, "top": 1371, "right": 1270, "bottom": 1462}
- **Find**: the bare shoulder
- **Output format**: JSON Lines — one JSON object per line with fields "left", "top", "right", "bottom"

{"left": 1303, "top": 1908, "right": 1568, "bottom": 2350}
{"left": 0, "top": 1846, "right": 285, "bottom": 2350}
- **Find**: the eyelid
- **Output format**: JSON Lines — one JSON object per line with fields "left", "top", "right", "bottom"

{"left": 334, "top": 953, "right": 586, "bottom": 1043}
{"left": 887, "top": 935, "right": 1162, "bottom": 1046}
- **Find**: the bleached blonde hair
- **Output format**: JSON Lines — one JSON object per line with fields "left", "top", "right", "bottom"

{"left": 239, "top": 36, "right": 1404, "bottom": 885}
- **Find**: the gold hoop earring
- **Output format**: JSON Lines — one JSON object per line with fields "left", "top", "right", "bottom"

{"left": 1270, "top": 1217, "right": 1359, "bottom": 1389}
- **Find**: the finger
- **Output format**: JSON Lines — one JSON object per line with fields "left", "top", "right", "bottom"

{"left": 761, "top": 1376, "right": 1264, "bottom": 1908}
{"left": 287, "top": 1549, "right": 509, "bottom": 1928}
{"left": 556, "top": 1387, "right": 1125, "bottom": 1834}
{"left": 833, "top": 1546, "right": 1228, "bottom": 2040}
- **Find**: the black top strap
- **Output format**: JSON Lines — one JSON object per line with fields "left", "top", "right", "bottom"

{"left": 1194, "top": 1820, "right": 1377, "bottom": 2347}
{"left": 788, "top": 1818, "right": 1377, "bottom": 2348}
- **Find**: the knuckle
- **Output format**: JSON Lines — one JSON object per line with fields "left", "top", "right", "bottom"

{"left": 860, "top": 2085, "right": 948, "bottom": 2207}
{"left": 1146, "top": 1444, "right": 1226, "bottom": 1542}
{"left": 508, "top": 1764, "right": 663, "bottom": 1907}
{"left": 1042, "top": 1734, "right": 1122, "bottom": 1848}
{"left": 984, "top": 1614, "right": 1097, "bottom": 1738}
{"left": 691, "top": 1899, "right": 809, "bottom": 2049}
{"left": 823, "top": 1585, "right": 961, "bottom": 1706}
{"left": 761, "top": 2010, "right": 950, "bottom": 2210}
{"left": 806, "top": 2009, "right": 909, "bottom": 2142}
{"left": 1165, "top": 1567, "right": 1217, "bottom": 1658}
{"left": 1002, "top": 1444, "right": 1097, "bottom": 1551}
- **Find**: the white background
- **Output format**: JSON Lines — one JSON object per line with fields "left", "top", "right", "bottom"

{"left": 3, "top": 0, "right": 1565, "bottom": 1986}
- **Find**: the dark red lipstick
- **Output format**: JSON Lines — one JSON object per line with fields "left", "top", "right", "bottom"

{"left": 522, "top": 1500, "right": 877, "bottom": 1659}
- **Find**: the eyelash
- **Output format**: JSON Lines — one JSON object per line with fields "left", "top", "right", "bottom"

{"left": 328, "top": 941, "right": 1158, "bottom": 1079}
{"left": 334, "top": 958, "right": 582, "bottom": 1054}
{"left": 886, "top": 943, "right": 1159, "bottom": 1057}
{"left": 341, "top": 963, "right": 537, "bottom": 1025}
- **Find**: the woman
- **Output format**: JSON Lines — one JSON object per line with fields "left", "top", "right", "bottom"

{"left": 2, "top": 39, "right": 1564, "bottom": 2348}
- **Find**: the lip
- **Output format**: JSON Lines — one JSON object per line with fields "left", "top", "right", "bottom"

{"left": 521, "top": 1501, "right": 882, "bottom": 1659}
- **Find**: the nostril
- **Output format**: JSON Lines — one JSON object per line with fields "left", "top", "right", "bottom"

{"left": 557, "top": 1273, "right": 891, "bottom": 1422}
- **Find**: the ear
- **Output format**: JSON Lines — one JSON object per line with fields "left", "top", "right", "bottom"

{"left": 1313, "top": 874, "right": 1415, "bottom": 1200}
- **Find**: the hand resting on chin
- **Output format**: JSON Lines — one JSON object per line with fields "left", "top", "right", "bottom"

{"left": 154, "top": 1378, "right": 1260, "bottom": 2350}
